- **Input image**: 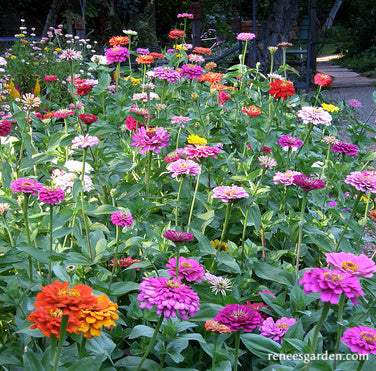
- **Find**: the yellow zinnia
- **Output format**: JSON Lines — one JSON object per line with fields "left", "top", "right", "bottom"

{"left": 322, "top": 103, "right": 339, "bottom": 113}
{"left": 188, "top": 134, "right": 207, "bottom": 145}
{"left": 210, "top": 239, "right": 229, "bottom": 253}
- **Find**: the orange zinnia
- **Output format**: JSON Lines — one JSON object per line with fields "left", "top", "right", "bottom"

{"left": 76, "top": 294, "right": 119, "bottom": 338}
{"left": 197, "top": 72, "right": 223, "bottom": 84}
{"left": 268, "top": 80, "right": 295, "bottom": 100}
{"left": 136, "top": 55, "right": 155, "bottom": 64}
{"left": 109, "top": 36, "right": 130, "bottom": 46}
{"left": 168, "top": 29, "right": 185, "bottom": 39}
{"left": 193, "top": 47, "right": 211, "bottom": 55}
{"left": 211, "top": 83, "right": 235, "bottom": 91}
{"left": 242, "top": 106, "right": 261, "bottom": 117}
{"left": 205, "top": 320, "right": 231, "bottom": 333}
{"left": 150, "top": 52, "right": 164, "bottom": 60}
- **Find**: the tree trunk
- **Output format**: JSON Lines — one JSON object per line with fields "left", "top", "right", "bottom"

{"left": 323, "top": 0, "right": 343, "bottom": 30}
{"left": 42, "top": 0, "right": 65, "bottom": 37}
{"left": 145, "top": 0, "right": 158, "bottom": 45}
{"left": 250, "top": 0, "right": 298, "bottom": 71}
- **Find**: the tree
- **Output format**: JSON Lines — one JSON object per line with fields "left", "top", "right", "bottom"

{"left": 42, "top": 0, "right": 65, "bottom": 36}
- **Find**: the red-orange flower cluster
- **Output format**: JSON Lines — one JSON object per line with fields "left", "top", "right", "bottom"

{"left": 193, "top": 47, "right": 211, "bottom": 55}
{"left": 136, "top": 55, "right": 155, "bottom": 64}
{"left": 268, "top": 80, "right": 295, "bottom": 100}
{"left": 314, "top": 73, "right": 332, "bottom": 87}
{"left": 242, "top": 106, "right": 261, "bottom": 117}
{"left": 168, "top": 30, "right": 185, "bottom": 39}
{"left": 109, "top": 36, "right": 130, "bottom": 46}
{"left": 27, "top": 281, "right": 118, "bottom": 338}
{"left": 150, "top": 52, "right": 164, "bottom": 60}
{"left": 197, "top": 72, "right": 223, "bottom": 84}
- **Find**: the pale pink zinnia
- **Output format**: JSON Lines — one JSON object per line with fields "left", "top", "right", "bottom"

{"left": 131, "top": 127, "right": 170, "bottom": 154}
{"left": 71, "top": 134, "right": 99, "bottom": 148}
{"left": 184, "top": 144, "right": 221, "bottom": 161}
{"left": 260, "top": 317, "right": 297, "bottom": 344}
{"left": 345, "top": 170, "right": 376, "bottom": 193}
{"left": 258, "top": 155, "right": 277, "bottom": 169}
{"left": 297, "top": 106, "right": 332, "bottom": 126}
{"left": 273, "top": 170, "right": 302, "bottom": 185}
{"left": 347, "top": 99, "right": 361, "bottom": 108}
{"left": 166, "top": 159, "right": 201, "bottom": 177}
{"left": 212, "top": 185, "right": 249, "bottom": 203}
{"left": 326, "top": 252, "right": 376, "bottom": 278}
{"left": 166, "top": 256, "right": 205, "bottom": 282}
{"left": 236, "top": 33, "right": 256, "bottom": 41}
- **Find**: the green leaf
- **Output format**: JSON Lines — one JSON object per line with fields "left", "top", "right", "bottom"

{"left": 179, "top": 333, "right": 206, "bottom": 344}
{"left": 86, "top": 333, "right": 116, "bottom": 363}
{"left": 15, "top": 245, "right": 49, "bottom": 264}
{"left": 217, "top": 251, "right": 241, "bottom": 274}
{"left": 128, "top": 325, "right": 155, "bottom": 339}
{"left": 86, "top": 204, "right": 118, "bottom": 216}
{"left": 253, "top": 262, "right": 295, "bottom": 287}
{"left": 66, "top": 355, "right": 106, "bottom": 371}
{"left": 110, "top": 281, "right": 139, "bottom": 296}
{"left": 114, "top": 356, "right": 159, "bottom": 370}
{"left": 240, "top": 333, "right": 281, "bottom": 358}
{"left": 52, "top": 265, "right": 71, "bottom": 283}
{"left": 189, "top": 303, "right": 223, "bottom": 321}
{"left": 192, "top": 229, "right": 217, "bottom": 255}
{"left": 22, "top": 351, "right": 46, "bottom": 371}
{"left": 249, "top": 204, "right": 261, "bottom": 232}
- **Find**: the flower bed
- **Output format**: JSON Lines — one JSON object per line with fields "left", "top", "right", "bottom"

{"left": 0, "top": 14, "right": 376, "bottom": 371}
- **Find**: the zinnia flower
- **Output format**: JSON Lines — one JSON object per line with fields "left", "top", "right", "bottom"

{"left": 177, "top": 13, "right": 193, "bottom": 19}
{"left": 293, "top": 174, "right": 325, "bottom": 191}
{"left": 171, "top": 116, "right": 191, "bottom": 126}
{"left": 341, "top": 326, "right": 376, "bottom": 354}
{"left": 188, "top": 54, "right": 205, "bottom": 63}
{"left": 137, "top": 276, "right": 200, "bottom": 320}
{"left": 184, "top": 144, "right": 221, "bottom": 161}
{"left": 38, "top": 186, "right": 65, "bottom": 205}
{"left": 193, "top": 47, "right": 211, "bottom": 55}
{"left": 0, "top": 203, "right": 10, "bottom": 213}
{"left": 153, "top": 66, "right": 180, "bottom": 83}
{"left": 299, "top": 267, "right": 364, "bottom": 305}
{"left": 278, "top": 135, "right": 303, "bottom": 151}
{"left": 44, "top": 75, "right": 58, "bottom": 82}
{"left": 203, "top": 273, "right": 232, "bottom": 295}
{"left": 168, "top": 30, "right": 185, "bottom": 39}
{"left": 0, "top": 120, "right": 12, "bottom": 136}
{"left": 219, "top": 91, "right": 231, "bottom": 105}
{"left": 212, "top": 304, "right": 264, "bottom": 332}
{"left": 260, "top": 317, "right": 297, "bottom": 344}
{"left": 242, "top": 106, "right": 261, "bottom": 117}
{"left": 21, "top": 93, "right": 41, "bottom": 109}
{"left": 197, "top": 72, "right": 223, "bottom": 84}
{"left": 273, "top": 170, "right": 302, "bottom": 185}
{"left": 110, "top": 256, "right": 141, "bottom": 269}
{"left": 163, "top": 230, "right": 194, "bottom": 242}
{"left": 109, "top": 36, "right": 129, "bottom": 46}
{"left": 326, "top": 252, "right": 376, "bottom": 278}
{"left": 258, "top": 155, "right": 277, "bottom": 169}
{"left": 210, "top": 239, "right": 229, "bottom": 253}
{"left": 164, "top": 149, "right": 184, "bottom": 163}
{"left": 236, "top": 33, "right": 256, "bottom": 41}
{"left": 212, "top": 185, "right": 249, "bottom": 202}
{"left": 268, "top": 80, "right": 295, "bottom": 100}
{"left": 331, "top": 141, "right": 359, "bottom": 156}
{"left": 111, "top": 211, "right": 133, "bottom": 227}
{"left": 53, "top": 109, "right": 75, "bottom": 118}
{"left": 180, "top": 64, "right": 203, "bottom": 79}
{"left": 10, "top": 178, "right": 43, "bottom": 195}
{"left": 166, "top": 256, "right": 205, "bottom": 282}
{"left": 60, "top": 48, "right": 82, "bottom": 61}
{"left": 105, "top": 46, "right": 129, "bottom": 64}
{"left": 322, "top": 103, "right": 339, "bottom": 112}
{"left": 314, "top": 73, "right": 332, "bottom": 87}
{"left": 296, "top": 106, "right": 332, "bottom": 126}
{"left": 167, "top": 159, "right": 201, "bottom": 177}
{"left": 79, "top": 114, "right": 98, "bottom": 125}
{"left": 131, "top": 127, "right": 170, "bottom": 154}
{"left": 348, "top": 99, "right": 361, "bottom": 108}
{"left": 205, "top": 320, "right": 231, "bottom": 333}
{"left": 345, "top": 171, "right": 376, "bottom": 193}
{"left": 71, "top": 134, "right": 99, "bottom": 149}
{"left": 187, "top": 134, "right": 206, "bottom": 145}
{"left": 136, "top": 55, "right": 154, "bottom": 64}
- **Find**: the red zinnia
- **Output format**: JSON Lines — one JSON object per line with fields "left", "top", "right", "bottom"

{"left": 268, "top": 80, "right": 295, "bottom": 100}
{"left": 79, "top": 114, "right": 98, "bottom": 125}
{"left": 168, "top": 30, "right": 185, "bottom": 39}
{"left": 75, "top": 83, "right": 92, "bottom": 96}
{"left": 314, "top": 73, "right": 332, "bottom": 87}
{"left": 0, "top": 120, "right": 12, "bottom": 136}
{"left": 109, "top": 36, "right": 130, "bottom": 46}
{"left": 242, "top": 106, "right": 261, "bottom": 117}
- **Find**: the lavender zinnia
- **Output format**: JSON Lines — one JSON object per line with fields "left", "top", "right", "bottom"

{"left": 345, "top": 171, "right": 376, "bottom": 193}
{"left": 260, "top": 317, "right": 297, "bottom": 344}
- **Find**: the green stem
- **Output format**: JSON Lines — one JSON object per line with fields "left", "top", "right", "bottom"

{"left": 22, "top": 194, "right": 33, "bottom": 279}
{"left": 285, "top": 148, "right": 291, "bottom": 171}
{"left": 295, "top": 123, "right": 313, "bottom": 159}
{"left": 233, "top": 331, "right": 241, "bottom": 371}
{"left": 175, "top": 126, "right": 182, "bottom": 149}
{"left": 157, "top": 353, "right": 166, "bottom": 371}
{"left": 175, "top": 177, "right": 184, "bottom": 227}
{"left": 145, "top": 150, "right": 152, "bottom": 199}
{"left": 212, "top": 333, "right": 218, "bottom": 371}
{"left": 333, "top": 295, "right": 346, "bottom": 369}
{"left": 240, "top": 209, "right": 249, "bottom": 269}
{"left": 314, "top": 85, "right": 322, "bottom": 106}
{"left": 335, "top": 192, "right": 363, "bottom": 252}
{"left": 187, "top": 171, "right": 201, "bottom": 233}
{"left": 254, "top": 168, "right": 267, "bottom": 197}
{"left": 295, "top": 191, "right": 307, "bottom": 282}
{"left": 357, "top": 359, "right": 366, "bottom": 371}
{"left": 1, "top": 213, "right": 15, "bottom": 247}
{"left": 175, "top": 244, "right": 180, "bottom": 279}
{"left": 115, "top": 61, "right": 120, "bottom": 104}
{"left": 50, "top": 335, "right": 57, "bottom": 365}
{"left": 48, "top": 206, "right": 54, "bottom": 284}
{"left": 259, "top": 99, "right": 280, "bottom": 150}
{"left": 218, "top": 202, "right": 232, "bottom": 250}
{"left": 135, "top": 316, "right": 164, "bottom": 371}
{"left": 108, "top": 225, "right": 120, "bottom": 290}
{"left": 52, "top": 314, "right": 69, "bottom": 371}
{"left": 79, "top": 336, "right": 87, "bottom": 359}
{"left": 320, "top": 144, "right": 332, "bottom": 179}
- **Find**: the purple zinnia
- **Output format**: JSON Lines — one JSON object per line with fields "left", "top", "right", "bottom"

{"left": 110, "top": 211, "right": 133, "bottom": 227}
{"left": 166, "top": 256, "right": 205, "bottom": 282}
{"left": 345, "top": 170, "right": 376, "bottom": 193}
{"left": 341, "top": 326, "right": 376, "bottom": 354}
{"left": 299, "top": 267, "right": 364, "bottom": 305}
{"left": 38, "top": 186, "right": 65, "bottom": 205}
{"left": 212, "top": 303, "right": 264, "bottom": 332}
{"left": 153, "top": 66, "right": 180, "bottom": 83}
{"left": 212, "top": 185, "right": 249, "bottom": 203}
{"left": 167, "top": 159, "right": 201, "bottom": 177}
{"left": 236, "top": 33, "right": 256, "bottom": 41}
{"left": 259, "top": 317, "right": 297, "bottom": 344}
{"left": 326, "top": 252, "right": 376, "bottom": 278}
{"left": 163, "top": 230, "right": 194, "bottom": 242}
{"left": 105, "top": 46, "right": 129, "bottom": 64}
{"left": 136, "top": 48, "right": 150, "bottom": 55}
{"left": 131, "top": 127, "right": 170, "bottom": 154}
{"left": 293, "top": 174, "right": 325, "bottom": 192}
{"left": 331, "top": 141, "right": 359, "bottom": 156}
{"left": 180, "top": 64, "right": 203, "bottom": 79}
{"left": 10, "top": 178, "right": 43, "bottom": 195}
{"left": 278, "top": 135, "right": 303, "bottom": 151}
{"left": 137, "top": 276, "right": 200, "bottom": 320}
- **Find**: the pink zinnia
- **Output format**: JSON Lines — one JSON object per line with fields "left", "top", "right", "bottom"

{"left": 10, "top": 178, "right": 43, "bottom": 195}
{"left": 273, "top": 170, "right": 302, "bottom": 185}
{"left": 111, "top": 211, "right": 133, "bottom": 227}
{"left": 163, "top": 230, "right": 194, "bottom": 242}
{"left": 38, "top": 186, "right": 65, "bottom": 205}
{"left": 110, "top": 256, "right": 141, "bottom": 270}
{"left": 153, "top": 67, "right": 180, "bottom": 83}
{"left": 131, "top": 127, "right": 170, "bottom": 154}
{"left": 299, "top": 267, "right": 364, "bottom": 305}
{"left": 296, "top": 106, "right": 332, "bottom": 126}
{"left": 167, "top": 159, "right": 201, "bottom": 177}
{"left": 71, "top": 134, "right": 99, "bottom": 149}
{"left": 184, "top": 144, "right": 221, "bottom": 161}
{"left": 219, "top": 91, "right": 231, "bottom": 105}
{"left": 331, "top": 141, "right": 359, "bottom": 156}
{"left": 171, "top": 116, "right": 191, "bottom": 127}
{"left": 293, "top": 174, "right": 325, "bottom": 192}
{"left": 236, "top": 33, "right": 256, "bottom": 41}
{"left": 137, "top": 276, "right": 200, "bottom": 320}
{"left": 212, "top": 304, "right": 264, "bottom": 332}
{"left": 260, "top": 317, "right": 297, "bottom": 344}
{"left": 278, "top": 135, "right": 303, "bottom": 151}
{"left": 325, "top": 252, "right": 376, "bottom": 278}
{"left": 341, "top": 326, "right": 376, "bottom": 354}
{"left": 44, "top": 75, "right": 58, "bottom": 82}
{"left": 212, "top": 185, "right": 249, "bottom": 203}
{"left": 124, "top": 116, "right": 145, "bottom": 131}
{"left": 105, "top": 46, "right": 129, "bottom": 64}
{"left": 0, "top": 120, "right": 12, "bottom": 136}
{"left": 348, "top": 99, "right": 361, "bottom": 108}
{"left": 180, "top": 64, "right": 203, "bottom": 79}
{"left": 258, "top": 155, "right": 277, "bottom": 169}
{"left": 345, "top": 170, "right": 376, "bottom": 193}
{"left": 164, "top": 149, "right": 184, "bottom": 163}
{"left": 177, "top": 13, "right": 193, "bottom": 19}
{"left": 166, "top": 256, "right": 205, "bottom": 282}
{"left": 53, "top": 109, "right": 75, "bottom": 119}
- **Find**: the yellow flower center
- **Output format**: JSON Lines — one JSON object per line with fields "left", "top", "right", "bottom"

{"left": 50, "top": 308, "right": 63, "bottom": 318}
{"left": 361, "top": 332, "right": 376, "bottom": 344}
{"left": 277, "top": 323, "right": 288, "bottom": 328}
{"left": 342, "top": 261, "right": 358, "bottom": 272}
{"left": 323, "top": 272, "right": 342, "bottom": 282}
{"left": 225, "top": 189, "right": 236, "bottom": 196}
{"left": 166, "top": 280, "right": 180, "bottom": 288}
{"left": 181, "top": 262, "right": 192, "bottom": 268}
{"left": 231, "top": 310, "right": 247, "bottom": 320}
{"left": 57, "top": 288, "right": 80, "bottom": 297}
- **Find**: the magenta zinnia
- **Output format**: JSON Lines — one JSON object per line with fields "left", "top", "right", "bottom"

{"left": 212, "top": 185, "right": 249, "bottom": 203}
{"left": 166, "top": 256, "right": 205, "bottom": 282}
{"left": 153, "top": 67, "right": 180, "bottom": 83}
{"left": 212, "top": 304, "right": 264, "bottom": 332}
{"left": 105, "top": 46, "right": 129, "bottom": 64}
{"left": 166, "top": 159, "right": 201, "bottom": 177}
{"left": 344, "top": 170, "right": 376, "bottom": 193}
{"left": 325, "top": 252, "right": 376, "bottom": 278}
{"left": 131, "top": 127, "right": 170, "bottom": 154}
{"left": 293, "top": 174, "right": 325, "bottom": 192}
{"left": 38, "top": 186, "right": 65, "bottom": 205}
{"left": 137, "top": 277, "right": 200, "bottom": 320}
{"left": 260, "top": 317, "right": 297, "bottom": 344}
{"left": 180, "top": 64, "right": 203, "bottom": 79}
{"left": 10, "top": 178, "right": 43, "bottom": 195}
{"left": 299, "top": 267, "right": 364, "bottom": 305}
{"left": 163, "top": 230, "right": 194, "bottom": 242}
{"left": 331, "top": 141, "right": 359, "bottom": 156}
{"left": 341, "top": 326, "right": 376, "bottom": 354}
{"left": 278, "top": 135, "right": 303, "bottom": 151}
{"left": 110, "top": 211, "right": 133, "bottom": 227}
{"left": 0, "top": 120, "right": 12, "bottom": 136}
